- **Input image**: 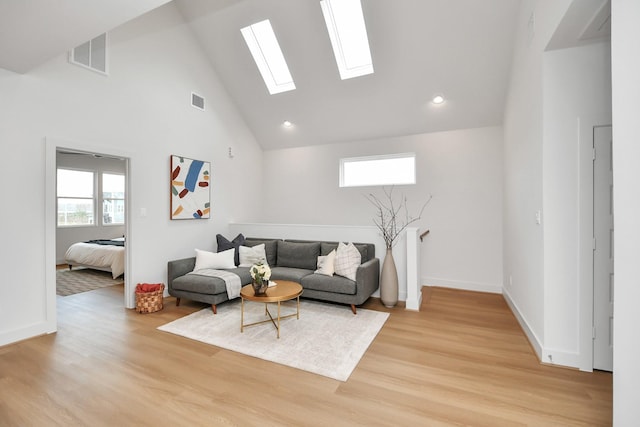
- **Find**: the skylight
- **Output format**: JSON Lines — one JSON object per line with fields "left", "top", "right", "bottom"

{"left": 241, "top": 19, "right": 296, "bottom": 95}
{"left": 320, "top": 0, "right": 374, "bottom": 80}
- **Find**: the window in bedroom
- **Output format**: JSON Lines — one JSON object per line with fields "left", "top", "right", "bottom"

{"left": 102, "top": 173, "right": 125, "bottom": 225}
{"left": 339, "top": 153, "right": 416, "bottom": 187}
{"left": 57, "top": 169, "right": 95, "bottom": 226}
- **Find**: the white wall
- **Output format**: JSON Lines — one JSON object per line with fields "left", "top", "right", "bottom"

{"left": 0, "top": 3, "right": 263, "bottom": 346}
{"left": 56, "top": 152, "right": 126, "bottom": 264}
{"left": 611, "top": 0, "right": 640, "bottom": 423}
{"left": 260, "top": 126, "right": 504, "bottom": 296}
{"left": 542, "top": 42, "right": 611, "bottom": 368}
{"left": 502, "top": 0, "right": 572, "bottom": 357}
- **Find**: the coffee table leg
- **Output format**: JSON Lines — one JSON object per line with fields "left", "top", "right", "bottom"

{"left": 241, "top": 297, "right": 244, "bottom": 333}
{"left": 297, "top": 296, "right": 300, "bottom": 319}
{"left": 277, "top": 301, "right": 281, "bottom": 339}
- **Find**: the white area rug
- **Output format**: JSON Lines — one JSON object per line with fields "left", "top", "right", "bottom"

{"left": 158, "top": 300, "right": 389, "bottom": 381}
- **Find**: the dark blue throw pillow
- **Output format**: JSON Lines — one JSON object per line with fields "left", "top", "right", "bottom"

{"left": 216, "top": 233, "right": 245, "bottom": 266}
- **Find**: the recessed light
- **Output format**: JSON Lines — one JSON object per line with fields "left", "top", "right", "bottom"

{"left": 283, "top": 120, "right": 293, "bottom": 127}
{"left": 432, "top": 95, "right": 445, "bottom": 104}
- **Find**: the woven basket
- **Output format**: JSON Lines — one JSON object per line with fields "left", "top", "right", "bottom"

{"left": 135, "top": 284, "right": 165, "bottom": 314}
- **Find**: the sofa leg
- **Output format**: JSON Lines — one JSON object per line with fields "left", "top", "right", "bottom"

{"left": 211, "top": 305, "right": 217, "bottom": 314}
{"left": 176, "top": 298, "right": 181, "bottom": 307}
{"left": 350, "top": 304, "right": 357, "bottom": 315}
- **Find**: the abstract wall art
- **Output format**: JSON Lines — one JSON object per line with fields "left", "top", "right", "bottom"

{"left": 170, "top": 155, "right": 211, "bottom": 220}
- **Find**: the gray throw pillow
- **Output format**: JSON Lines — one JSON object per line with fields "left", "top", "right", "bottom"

{"left": 216, "top": 233, "right": 245, "bottom": 266}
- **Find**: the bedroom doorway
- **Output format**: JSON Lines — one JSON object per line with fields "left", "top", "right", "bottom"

{"left": 56, "top": 150, "right": 127, "bottom": 298}
{"left": 45, "top": 137, "right": 133, "bottom": 330}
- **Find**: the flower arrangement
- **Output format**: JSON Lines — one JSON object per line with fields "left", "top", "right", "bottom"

{"left": 250, "top": 262, "right": 271, "bottom": 285}
{"left": 366, "top": 186, "right": 432, "bottom": 249}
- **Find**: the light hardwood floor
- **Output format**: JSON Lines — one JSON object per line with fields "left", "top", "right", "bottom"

{"left": 0, "top": 285, "right": 611, "bottom": 426}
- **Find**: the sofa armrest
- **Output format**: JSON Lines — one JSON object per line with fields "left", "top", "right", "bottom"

{"left": 167, "top": 257, "right": 196, "bottom": 290}
{"left": 354, "top": 257, "right": 380, "bottom": 304}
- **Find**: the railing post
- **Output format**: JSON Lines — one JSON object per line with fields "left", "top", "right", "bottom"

{"left": 405, "top": 227, "right": 421, "bottom": 311}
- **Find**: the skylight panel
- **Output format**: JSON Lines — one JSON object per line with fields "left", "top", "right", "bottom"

{"left": 241, "top": 19, "right": 296, "bottom": 95}
{"left": 320, "top": 0, "right": 374, "bottom": 80}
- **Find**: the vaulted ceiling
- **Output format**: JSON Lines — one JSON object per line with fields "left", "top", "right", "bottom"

{"left": 0, "top": 0, "right": 610, "bottom": 150}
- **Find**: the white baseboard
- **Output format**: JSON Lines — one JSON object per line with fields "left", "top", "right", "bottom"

{"left": 0, "top": 321, "right": 56, "bottom": 347}
{"left": 424, "top": 277, "right": 502, "bottom": 294}
{"left": 501, "top": 287, "right": 543, "bottom": 360}
{"left": 540, "top": 347, "right": 580, "bottom": 368}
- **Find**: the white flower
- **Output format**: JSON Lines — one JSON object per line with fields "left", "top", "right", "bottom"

{"left": 250, "top": 262, "right": 271, "bottom": 283}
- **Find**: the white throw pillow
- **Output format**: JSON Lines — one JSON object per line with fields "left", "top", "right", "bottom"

{"left": 315, "top": 249, "right": 336, "bottom": 276}
{"left": 334, "top": 242, "right": 361, "bottom": 281}
{"left": 238, "top": 244, "right": 267, "bottom": 267}
{"left": 194, "top": 248, "right": 236, "bottom": 271}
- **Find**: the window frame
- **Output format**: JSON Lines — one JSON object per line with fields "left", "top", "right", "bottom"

{"left": 101, "top": 172, "right": 125, "bottom": 226}
{"left": 339, "top": 153, "right": 417, "bottom": 188}
{"left": 56, "top": 167, "right": 96, "bottom": 227}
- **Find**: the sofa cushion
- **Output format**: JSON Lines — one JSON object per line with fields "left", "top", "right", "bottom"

{"left": 173, "top": 267, "right": 252, "bottom": 295}
{"left": 270, "top": 267, "right": 313, "bottom": 283}
{"left": 334, "top": 242, "right": 361, "bottom": 281}
{"left": 301, "top": 274, "right": 357, "bottom": 295}
{"left": 194, "top": 248, "right": 236, "bottom": 270}
{"left": 245, "top": 238, "right": 279, "bottom": 267}
{"left": 277, "top": 241, "right": 320, "bottom": 270}
{"left": 216, "top": 233, "right": 245, "bottom": 266}
{"left": 321, "top": 242, "right": 368, "bottom": 263}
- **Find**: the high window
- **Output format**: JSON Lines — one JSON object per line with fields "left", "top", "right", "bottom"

{"left": 57, "top": 169, "right": 95, "bottom": 226}
{"left": 340, "top": 153, "right": 416, "bottom": 187}
{"left": 241, "top": 20, "right": 296, "bottom": 94}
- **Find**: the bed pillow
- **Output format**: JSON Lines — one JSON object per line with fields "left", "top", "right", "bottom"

{"left": 239, "top": 244, "right": 267, "bottom": 267}
{"left": 216, "top": 233, "right": 245, "bottom": 266}
{"left": 194, "top": 248, "right": 236, "bottom": 271}
{"left": 334, "top": 242, "right": 361, "bottom": 281}
{"left": 315, "top": 249, "right": 336, "bottom": 276}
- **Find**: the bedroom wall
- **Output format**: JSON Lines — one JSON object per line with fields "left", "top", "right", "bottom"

{"left": 0, "top": 2, "right": 263, "bottom": 346}
{"left": 501, "top": 0, "right": 572, "bottom": 358}
{"left": 56, "top": 152, "right": 126, "bottom": 264}
{"left": 259, "top": 126, "right": 504, "bottom": 295}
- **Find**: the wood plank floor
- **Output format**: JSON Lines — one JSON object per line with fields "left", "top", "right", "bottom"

{"left": 0, "top": 286, "right": 611, "bottom": 426}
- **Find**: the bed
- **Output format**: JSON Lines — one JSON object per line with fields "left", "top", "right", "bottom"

{"left": 64, "top": 237, "right": 125, "bottom": 279}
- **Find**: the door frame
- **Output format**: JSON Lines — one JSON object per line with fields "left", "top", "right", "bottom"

{"left": 578, "top": 115, "right": 612, "bottom": 372}
{"left": 45, "top": 137, "right": 134, "bottom": 332}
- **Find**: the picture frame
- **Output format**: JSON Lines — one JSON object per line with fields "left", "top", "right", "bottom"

{"left": 170, "top": 155, "right": 211, "bottom": 220}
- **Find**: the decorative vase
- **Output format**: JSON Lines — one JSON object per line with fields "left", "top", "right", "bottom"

{"left": 252, "top": 280, "right": 268, "bottom": 295}
{"left": 380, "top": 248, "right": 398, "bottom": 308}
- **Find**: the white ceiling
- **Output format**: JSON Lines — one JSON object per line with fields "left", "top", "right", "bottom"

{"left": 0, "top": 0, "right": 611, "bottom": 151}
{"left": 176, "top": 0, "right": 520, "bottom": 150}
{"left": 0, "top": 0, "right": 172, "bottom": 73}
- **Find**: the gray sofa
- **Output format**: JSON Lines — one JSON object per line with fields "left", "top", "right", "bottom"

{"left": 167, "top": 238, "right": 379, "bottom": 314}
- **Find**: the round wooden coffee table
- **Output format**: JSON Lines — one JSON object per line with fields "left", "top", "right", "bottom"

{"left": 240, "top": 280, "right": 303, "bottom": 339}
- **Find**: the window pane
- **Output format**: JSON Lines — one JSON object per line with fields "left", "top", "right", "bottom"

{"left": 58, "top": 198, "right": 94, "bottom": 225}
{"left": 102, "top": 173, "right": 125, "bottom": 225}
{"left": 102, "top": 199, "right": 125, "bottom": 224}
{"left": 340, "top": 154, "right": 415, "bottom": 187}
{"left": 102, "top": 173, "right": 124, "bottom": 198}
{"left": 57, "top": 169, "right": 93, "bottom": 198}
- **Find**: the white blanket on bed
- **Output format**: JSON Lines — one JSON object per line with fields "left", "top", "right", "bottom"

{"left": 64, "top": 242, "right": 125, "bottom": 279}
{"left": 187, "top": 269, "right": 242, "bottom": 299}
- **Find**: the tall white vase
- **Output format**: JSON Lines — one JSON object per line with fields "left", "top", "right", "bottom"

{"left": 380, "top": 248, "right": 398, "bottom": 308}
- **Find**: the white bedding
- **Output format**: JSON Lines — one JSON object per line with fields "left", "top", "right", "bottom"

{"left": 64, "top": 241, "right": 125, "bottom": 279}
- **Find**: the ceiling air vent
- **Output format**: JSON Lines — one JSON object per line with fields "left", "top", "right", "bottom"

{"left": 191, "top": 92, "right": 205, "bottom": 111}
{"left": 70, "top": 33, "right": 108, "bottom": 75}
